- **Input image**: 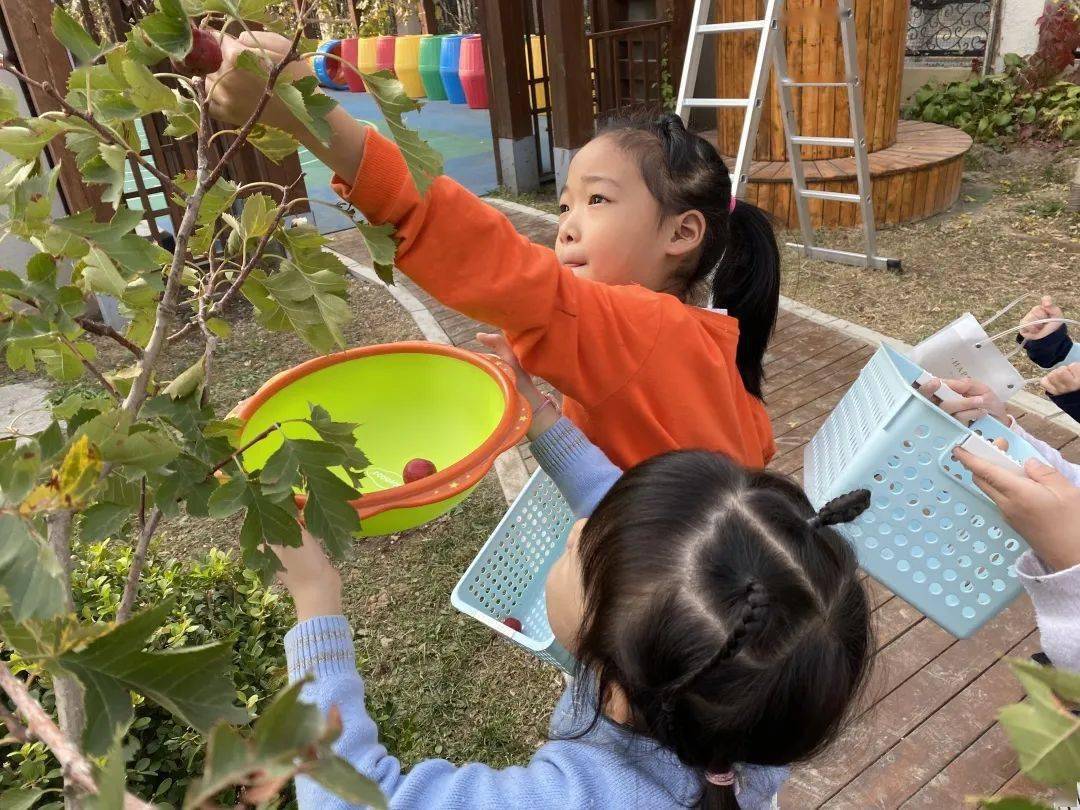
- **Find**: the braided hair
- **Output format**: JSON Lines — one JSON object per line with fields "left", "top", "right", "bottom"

{"left": 598, "top": 112, "right": 781, "bottom": 400}
{"left": 569, "top": 451, "right": 873, "bottom": 810}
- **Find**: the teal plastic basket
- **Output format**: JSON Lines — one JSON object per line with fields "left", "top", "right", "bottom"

{"left": 804, "top": 344, "right": 1044, "bottom": 637}
{"left": 451, "top": 469, "right": 577, "bottom": 672}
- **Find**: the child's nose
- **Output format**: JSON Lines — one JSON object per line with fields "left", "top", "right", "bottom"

{"left": 558, "top": 216, "right": 579, "bottom": 244}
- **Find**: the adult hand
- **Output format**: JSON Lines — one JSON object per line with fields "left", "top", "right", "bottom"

{"left": 916, "top": 377, "right": 1008, "bottom": 426}
{"left": 1041, "top": 362, "right": 1080, "bottom": 396}
{"left": 270, "top": 527, "right": 344, "bottom": 621}
{"left": 1018, "top": 295, "right": 1064, "bottom": 341}
{"left": 954, "top": 447, "right": 1080, "bottom": 572}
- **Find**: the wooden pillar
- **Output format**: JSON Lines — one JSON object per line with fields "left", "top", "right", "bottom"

{"left": 477, "top": 0, "right": 539, "bottom": 193}
{"left": 418, "top": 0, "right": 438, "bottom": 34}
{"left": 668, "top": 0, "right": 693, "bottom": 97}
{"left": 541, "top": 0, "right": 594, "bottom": 191}
{"left": 0, "top": 0, "right": 110, "bottom": 220}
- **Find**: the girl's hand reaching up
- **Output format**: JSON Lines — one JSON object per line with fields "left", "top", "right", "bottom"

{"left": 954, "top": 447, "right": 1080, "bottom": 572}
{"left": 1019, "top": 295, "right": 1064, "bottom": 340}
{"left": 203, "top": 31, "right": 367, "bottom": 181}
{"left": 477, "top": 332, "right": 559, "bottom": 439}
{"left": 916, "top": 377, "right": 1009, "bottom": 426}
{"left": 1041, "top": 363, "right": 1080, "bottom": 396}
{"left": 270, "top": 528, "right": 343, "bottom": 622}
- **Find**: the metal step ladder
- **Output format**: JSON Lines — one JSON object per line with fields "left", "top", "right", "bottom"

{"left": 675, "top": 0, "right": 900, "bottom": 270}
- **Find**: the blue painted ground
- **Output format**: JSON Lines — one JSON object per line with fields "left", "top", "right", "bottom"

{"left": 122, "top": 90, "right": 500, "bottom": 235}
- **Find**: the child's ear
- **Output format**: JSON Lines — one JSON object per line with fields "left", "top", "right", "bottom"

{"left": 666, "top": 210, "right": 707, "bottom": 259}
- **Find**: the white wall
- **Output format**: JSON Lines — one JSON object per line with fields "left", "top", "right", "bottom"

{"left": 995, "top": 0, "right": 1043, "bottom": 68}
{"left": 0, "top": 71, "right": 67, "bottom": 277}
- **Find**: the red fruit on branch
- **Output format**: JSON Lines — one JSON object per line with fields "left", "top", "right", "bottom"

{"left": 402, "top": 458, "right": 437, "bottom": 484}
{"left": 501, "top": 617, "right": 522, "bottom": 633}
{"left": 178, "top": 26, "right": 223, "bottom": 76}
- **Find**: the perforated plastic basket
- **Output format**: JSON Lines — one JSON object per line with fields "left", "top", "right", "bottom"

{"left": 451, "top": 469, "right": 577, "bottom": 672}
{"left": 804, "top": 345, "right": 1044, "bottom": 638}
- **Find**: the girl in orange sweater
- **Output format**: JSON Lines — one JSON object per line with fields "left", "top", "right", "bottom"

{"left": 207, "top": 33, "right": 781, "bottom": 469}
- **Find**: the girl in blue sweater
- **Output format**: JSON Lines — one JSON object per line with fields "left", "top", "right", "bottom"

{"left": 274, "top": 337, "right": 875, "bottom": 810}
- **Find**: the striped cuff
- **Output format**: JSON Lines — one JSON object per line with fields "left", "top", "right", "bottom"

{"left": 531, "top": 417, "right": 595, "bottom": 473}
{"left": 284, "top": 615, "right": 357, "bottom": 682}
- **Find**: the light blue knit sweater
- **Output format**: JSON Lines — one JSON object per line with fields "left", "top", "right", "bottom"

{"left": 284, "top": 418, "right": 788, "bottom": 809}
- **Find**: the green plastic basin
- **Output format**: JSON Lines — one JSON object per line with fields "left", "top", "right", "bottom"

{"left": 233, "top": 342, "right": 530, "bottom": 537}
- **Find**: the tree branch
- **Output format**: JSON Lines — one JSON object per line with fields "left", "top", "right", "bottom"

{"left": 0, "top": 662, "right": 156, "bottom": 810}
{"left": 0, "top": 661, "right": 95, "bottom": 794}
{"left": 116, "top": 506, "right": 163, "bottom": 622}
{"left": 211, "top": 421, "right": 281, "bottom": 475}
{"left": 56, "top": 334, "right": 120, "bottom": 400}
{"left": 0, "top": 700, "right": 29, "bottom": 742}
{"left": 0, "top": 60, "right": 183, "bottom": 202}
{"left": 169, "top": 177, "right": 301, "bottom": 344}
{"left": 75, "top": 317, "right": 144, "bottom": 358}
{"left": 201, "top": 24, "right": 307, "bottom": 191}
{"left": 120, "top": 79, "right": 213, "bottom": 418}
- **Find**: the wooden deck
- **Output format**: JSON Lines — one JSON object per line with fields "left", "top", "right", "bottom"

{"left": 328, "top": 205, "right": 1071, "bottom": 808}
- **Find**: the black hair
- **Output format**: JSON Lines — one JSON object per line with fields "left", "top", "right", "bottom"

{"left": 571, "top": 451, "right": 873, "bottom": 810}
{"left": 599, "top": 112, "right": 781, "bottom": 399}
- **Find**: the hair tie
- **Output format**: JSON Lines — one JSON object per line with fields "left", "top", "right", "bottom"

{"left": 706, "top": 770, "right": 738, "bottom": 788}
{"left": 728, "top": 196, "right": 737, "bottom": 214}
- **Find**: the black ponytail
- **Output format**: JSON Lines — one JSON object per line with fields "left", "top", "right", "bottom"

{"left": 600, "top": 112, "right": 781, "bottom": 399}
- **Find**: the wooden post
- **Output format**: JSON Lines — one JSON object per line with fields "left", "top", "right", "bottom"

{"left": 0, "top": 0, "right": 110, "bottom": 220}
{"left": 541, "top": 0, "right": 594, "bottom": 191}
{"left": 477, "top": 0, "right": 539, "bottom": 193}
{"left": 668, "top": 0, "right": 692, "bottom": 97}
{"left": 418, "top": 0, "right": 438, "bottom": 34}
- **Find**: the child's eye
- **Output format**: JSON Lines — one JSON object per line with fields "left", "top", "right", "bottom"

{"left": 559, "top": 203, "right": 569, "bottom": 214}
{"left": 588, "top": 194, "right": 607, "bottom": 205}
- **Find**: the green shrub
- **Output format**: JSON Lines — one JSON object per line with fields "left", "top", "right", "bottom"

{"left": 905, "top": 54, "right": 1080, "bottom": 143}
{"left": 1, "top": 543, "right": 295, "bottom": 808}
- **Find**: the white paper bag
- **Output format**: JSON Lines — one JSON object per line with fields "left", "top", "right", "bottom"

{"left": 908, "top": 313, "right": 1025, "bottom": 402}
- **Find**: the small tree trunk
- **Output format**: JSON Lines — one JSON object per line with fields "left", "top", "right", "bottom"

{"left": 1069, "top": 161, "right": 1080, "bottom": 214}
{"left": 47, "top": 511, "right": 86, "bottom": 810}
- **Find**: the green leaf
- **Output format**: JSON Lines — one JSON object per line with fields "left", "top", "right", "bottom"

{"left": 240, "top": 192, "right": 275, "bottom": 239}
{"left": 243, "top": 262, "right": 350, "bottom": 353}
{"left": 58, "top": 599, "right": 248, "bottom": 755}
{"left": 273, "top": 76, "right": 337, "bottom": 146}
{"left": 207, "top": 474, "right": 248, "bottom": 518}
{"left": 163, "top": 97, "right": 200, "bottom": 138}
{"left": 235, "top": 49, "right": 268, "bottom": 79}
{"left": 0, "top": 441, "right": 41, "bottom": 505}
{"left": 122, "top": 61, "right": 179, "bottom": 113}
{"left": 248, "top": 124, "right": 300, "bottom": 163}
{"left": 84, "top": 737, "right": 127, "bottom": 810}
{"left": 52, "top": 6, "right": 101, "bottom": 64}
{"left": 304, "top": 756, "right": 387, "bottom": 807}
{"left": 1064, "top": 121, "right": 1080, "bottom": 141}
{"left": 141, "top": 0, "right": 193, "bottom": 57}
{"left": 80, "top": 247, "right": 128, "bottom": 297}
{"left": 999, "top": 659, "right": 1080, "bottom": 790}
{"left": 80, "top": 502, "right": 131, "bottom": 542}
{"left": 361, "top": 70, "right": 443, "bottom": 194}
{"left": 163, "top": 360, "right": 206, "bottom": 400}
{"left": 0, "top": 515, "right": 66, "bottom": 621}
{"left": 125, "top": 27, "right": 169, "bottom": 65}
{"left": 174, "top": 173, "right": 237, "bottom": 224}
{"left": 0, "top": 86, "right": 21, "bottom": 124}
{"left": 206, "top": 317, "right": 232, "bottom": 339}
{"left": 0, "top": 788, "right": 47, "bottom": 810}
{"left": 99, "top": 424, "right": 180, "bottom": 473}
{"left": 355, "top": 221, "right": 397, "bottom": 284}
{"left": 0, "top": 121, "right": 63, "bottom": 161}
{"left": 185, "top": 679, "right": 386, "bottom": 809}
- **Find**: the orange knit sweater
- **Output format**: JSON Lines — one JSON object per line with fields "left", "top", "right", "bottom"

{"left": 332, "top": 130, "right": 775, "bottom": 470}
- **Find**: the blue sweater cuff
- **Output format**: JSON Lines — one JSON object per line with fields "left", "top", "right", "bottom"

{"left": 1020, "top": 324, "right": 1073, "bottom": 368}
{"left": 530, "top": 417, "right": 621, "bottom": 518}
{"left": 284, "top": 615, "right": 357, "bottom": 682}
